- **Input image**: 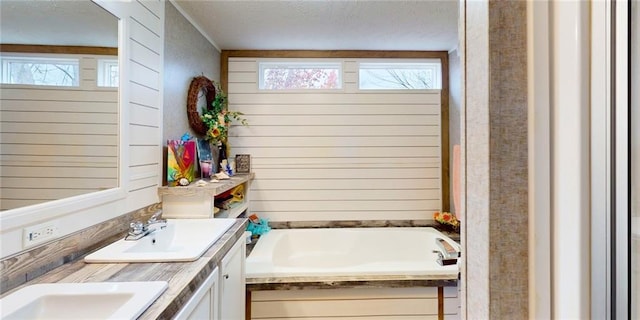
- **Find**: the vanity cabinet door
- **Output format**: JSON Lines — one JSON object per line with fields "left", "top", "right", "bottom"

{"left": 219, "top": 236, "right": 246, "bottom": 320}
{"left": 174, "top": 268, "right": 219, "bottom": 320}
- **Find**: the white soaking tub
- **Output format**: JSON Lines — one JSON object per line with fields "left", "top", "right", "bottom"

{"left": 245, "top": 227, "right": 461, "bottom": 320}
{"left": 246, "top": 227, "right": 460, "bottom": 280}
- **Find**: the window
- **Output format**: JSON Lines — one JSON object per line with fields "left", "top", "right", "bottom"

{"left": 97, "top": 59, "right": 119, "bottom": 87}
{"left": 1, "top": 56, "right": 79, "bottom": 86}
{"left": 359, "top": 62, "right": 441, "bottom": 90}
{"left": 259, "top": 61, "right": 342, "bottom": 90}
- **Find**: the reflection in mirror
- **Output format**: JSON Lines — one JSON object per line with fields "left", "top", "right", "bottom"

{"left": 0, "top": 0, "right": 119, "bottom": 211}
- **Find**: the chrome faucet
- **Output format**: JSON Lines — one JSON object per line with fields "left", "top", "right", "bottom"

{"left": 434, "top": 237, "right": 460, "bottom": 266}
{"left": 124, "top": 211, "right": 167, "bottom": 241}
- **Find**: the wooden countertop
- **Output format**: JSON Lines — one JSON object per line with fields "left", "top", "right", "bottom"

{"left": 0, "top": 219, "right": 248, "bottom": 320}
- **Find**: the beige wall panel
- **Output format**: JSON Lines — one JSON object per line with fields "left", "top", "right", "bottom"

{"left": 231, "top": 125, "right": 439, "bottom": 137}
{"left": 0, "top": 123, "right": 117, "bottom": 135}
{"left": 228, "top": 57, "right": 441, "bottom": 222}
{"left": 232, "top": 104, "right": 440, "bottom": 115}
{"left": 251, "top": 178, "right": 439, "bottom": 190}
{"left": 0, "top": 100, "right": 116, "bottom": 113}
{"left": 253, "top": 189, "right": 440, "bottom": 201}
{"left": 229, "top": 92, "right": 440, "bottom": 105}
{"left": 0, "top": 88, "right": 117, "bottom": 102}
{"left": 228, "top": 72, "right": 257, "bottom": 83}
{"left": 228, "top": 60, "right": 258, "bottom": 72}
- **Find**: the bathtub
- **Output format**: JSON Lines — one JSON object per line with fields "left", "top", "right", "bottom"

{"left": 245, "top": 227, "right": 461, "bottom": 319}
{"left": 246, "top": 227, "right": 460, "bottom": 280}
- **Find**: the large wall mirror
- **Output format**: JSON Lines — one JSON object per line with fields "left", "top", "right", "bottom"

{"left": 0, "top": 0, "right": 119, "bottom": 212}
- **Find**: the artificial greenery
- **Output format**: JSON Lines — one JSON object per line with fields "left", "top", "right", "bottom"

{"left": 200, "top": 82, "right": 248, "bottom": 143}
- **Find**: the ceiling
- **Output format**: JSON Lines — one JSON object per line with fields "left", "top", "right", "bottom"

{"left": 0, "top": 1, "right": 118, "bottom": 47}
{"left": 172, "top": 0, "right": 459, "bottom": 52}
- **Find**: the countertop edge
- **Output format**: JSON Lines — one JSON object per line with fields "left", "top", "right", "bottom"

{"left": 0, "top": 219, "right": 248, "bottom": 320}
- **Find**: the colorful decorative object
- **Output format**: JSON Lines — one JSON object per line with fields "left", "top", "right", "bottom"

{"left": 167, "top": 139, "right": 197, "bottom": 186}
{"left": 433, "top": 211, "right": 460, "bottom": 232}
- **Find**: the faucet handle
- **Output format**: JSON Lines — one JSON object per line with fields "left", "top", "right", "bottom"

{"left": 148, "top": 210, "right": 163, "bottom": 223}
{"left": 129, "top": 221, "right": 144, "bottom": 235}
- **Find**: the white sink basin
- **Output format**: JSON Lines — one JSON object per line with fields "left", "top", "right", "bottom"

{"left": 0, "top": 281, "right": 167, "bottom": 320}
{"left": 84, "top": 218, "right": 236, "bottom": 263}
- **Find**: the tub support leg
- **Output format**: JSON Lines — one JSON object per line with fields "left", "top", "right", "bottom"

{"left": 246, "top": 290, "right": 251, "bottom": 320}
{"left": 438, "top": 286, "right": 444, "bottom": 320}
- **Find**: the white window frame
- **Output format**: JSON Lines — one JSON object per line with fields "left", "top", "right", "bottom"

{"left": 358, "top": 59, "right": 442, "bottom": 90}
{"left": 0, "top": 55, "right": 80, "bottom": 87}
{"left": 258, "top": 60, "right": 343, "bottom": 91}
{"left": 97, "top": 58, "right": 119, "bottom": 87}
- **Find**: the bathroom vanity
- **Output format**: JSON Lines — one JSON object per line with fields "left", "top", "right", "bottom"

{"left": 0, "top": 218, "right": 248, "bottom": 319}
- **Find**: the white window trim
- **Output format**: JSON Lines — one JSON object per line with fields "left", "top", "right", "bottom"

{"left": 257, "top": 59, "right": 344, "bottom": 91}
{"left": 357, "top": 59, "right": 443, "bottom": 91}
{"left": 1, "top": 55, "right": 80, "bottom": 87}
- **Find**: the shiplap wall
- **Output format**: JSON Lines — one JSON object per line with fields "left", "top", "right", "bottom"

{"left": 251, "top": 287, "right": 459, "bottom": 319}
{"left": 124, "top": 0, "right": 164, "bottom": 211}
{"left": 227, "top": 57, "right": 441, "bottom": 222}
{"left": 0, "top": 55, "right": 118, "bottom": 210}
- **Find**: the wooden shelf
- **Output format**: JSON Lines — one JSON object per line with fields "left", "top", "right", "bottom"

{"left": 158, "top": 173, "right": 254, "bottom": 198}
{"left": 158, "top": 173, "right": 254, "bottom": 219}
{"left": 216, "top": 201, "right": 249, "bottom": 219}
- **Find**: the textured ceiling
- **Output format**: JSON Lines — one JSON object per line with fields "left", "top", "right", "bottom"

{"left": 172, "top": 0, "right": 459, "bottom": 51}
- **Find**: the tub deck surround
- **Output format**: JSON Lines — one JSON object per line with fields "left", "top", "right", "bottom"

{"left": 0, "top": 219, "right": 248, "bottom": 320}
{"left": 268, "top": 219, "right": 461, "bottom": 242}
{"left": 245, "top": 227, "right": 460, "bottom": 291}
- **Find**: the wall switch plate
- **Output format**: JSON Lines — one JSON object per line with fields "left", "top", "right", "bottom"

{"left": 23, "top": 221, "right": 59, "bottom": 248}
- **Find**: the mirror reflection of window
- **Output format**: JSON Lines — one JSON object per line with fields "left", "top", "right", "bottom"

{"left": 0, "top": 0, "right": 119, "bottom": 211}
{"left": 1, "top": 56, "right": 80, "bottom": 86}
{"left": 98, "top": 58, "right": 119, "bottom": 87}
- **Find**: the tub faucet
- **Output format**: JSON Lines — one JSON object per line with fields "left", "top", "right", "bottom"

{"left": 124, "top": 211, "right": 167, "bottom": 241}
{"left": 434, "top": 237, "right": 460, "bottom": 266}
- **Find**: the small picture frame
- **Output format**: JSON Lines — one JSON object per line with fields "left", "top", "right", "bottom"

{"left": 235, "top": 154, "right": 251, "bottom": 174}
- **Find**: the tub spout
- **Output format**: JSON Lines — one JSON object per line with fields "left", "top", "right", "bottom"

{"left": 434, "top": 237, "right": 460, "bottom": 266}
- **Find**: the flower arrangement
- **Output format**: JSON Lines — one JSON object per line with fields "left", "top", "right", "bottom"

{"left": 433, "top": 211, "right": 460, "bottom": 231}
{"left": 200, "top": 82, "right": 248, "bottom": 143}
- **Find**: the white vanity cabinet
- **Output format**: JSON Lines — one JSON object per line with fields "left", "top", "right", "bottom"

{"left": 158, "top": 173, "right": 254, "bottom": 219}
{"left": 174, "top": 268, "right": 220, "bottom": 320}
{"left": 174, "top": 233, "right": 246, "bottom": 320}
{"left": 219, "top": 234, "right": 246, "bottom": 320}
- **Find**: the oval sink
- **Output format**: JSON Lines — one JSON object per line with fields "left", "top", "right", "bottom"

{"left": 84, "top": 218, "right": 236, "bottom": 263}
{"left": 0, "top": 281, "right": 167, "bottom": 320}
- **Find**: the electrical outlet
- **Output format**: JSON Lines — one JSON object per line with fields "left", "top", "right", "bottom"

{"left": 23, "top": 221, "right": 59, "bottom": 248}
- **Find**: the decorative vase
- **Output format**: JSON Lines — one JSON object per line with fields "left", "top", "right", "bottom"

{"left": 211, "top": 141, "right": 222, "bottom": 174}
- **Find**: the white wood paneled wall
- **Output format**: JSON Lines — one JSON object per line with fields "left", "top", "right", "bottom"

{"left": 250, "top": 287, "right": 459, "bottom": 319}
{"left": 0, "top": 56, "right": 118, "bottom": 210}
{"left": 227, "top": 58, "right": 442, "bottom": 222}
{"left": 124, "top": 0, "right": 164, "bottom": 211}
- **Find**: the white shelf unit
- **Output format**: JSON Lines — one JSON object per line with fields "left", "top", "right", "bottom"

{"left": 158, "top": 173, "right": 254, "bottom": 219}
